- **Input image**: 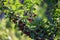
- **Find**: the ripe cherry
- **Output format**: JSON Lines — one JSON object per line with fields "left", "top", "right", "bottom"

{"left": 18, "top": 23, "right": 25, "bottom": 30}
{"left": 24, "top": 31, "right": 30, "bottom": 35}
{"left": 12, "top": 19, "right": 17, "bottom": 23}
{"left": 33, "top": 14, "right": 37, "bottom": 17}
{"left": 18, "top": 20, "right": 26, "bottom": 30}
{"left": 27, "top": 18, "right": 33, "bottom": 22}
{"left": 19, "top": 23, "right": 25, "bottom": 27}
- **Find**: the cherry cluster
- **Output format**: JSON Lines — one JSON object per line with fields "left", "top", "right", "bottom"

{"left": 8, "top": 11, "right": 57, "bottom": 40}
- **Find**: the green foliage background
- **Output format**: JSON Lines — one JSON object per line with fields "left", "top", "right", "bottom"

{"left": 0, "top": 0, "right": 60, "bottom": 40}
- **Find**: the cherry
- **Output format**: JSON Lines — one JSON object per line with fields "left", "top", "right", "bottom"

{"left": 23, "top": 23, "right": 26, "bottom": 26}
{"left": 18, "top": 20, "right": 26, "bottom": 30}
{"left": 12, "top": 19, "right": 17, "bottom": 23}
{"left": 20, "top": 23, "right": 24, "bottom": 26}
{"left": 33, "top": 14, "right": 37, "bottom": 17}
{"left": 24, "top": 31, "right": 30, "bottom": 35}
{"left": 19, "top": 23, "right": 25, "bottom": 27}
{"left": 19, "top": 20, "right": 25, "bottom": 26}
{"left": 27, "top": 18, "right": 33, "bottom": 22}
{"left": 18, "top": 23, "right": 25, "bottom": 30}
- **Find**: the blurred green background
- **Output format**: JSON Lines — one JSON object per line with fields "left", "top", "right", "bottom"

{"left": 0, "top": 0, "right": 60, "bottom": 40}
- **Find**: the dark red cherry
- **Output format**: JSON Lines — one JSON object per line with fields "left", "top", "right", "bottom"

{"left": 23, "top": 23, "right": 26, "bottom": 26}
{"left": 18, "top": 23, "right": 24, "bottom": 30}
{"left": 19, "top": 23, "right": 25, "bottom": 27}
{"left": 24, "top": 31, "right": 30, "bottom": 35}
{"left": 27, "top": 18, "right": 33, "bottom": 22}
{"left": 20, "top": 23, "right": 24, "bottom": 26}
{"left": 12, "top": 19, "right": 17, "bottom": 23}
{"left": 33, "top": 14, "right": 37, "bottom": 17}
